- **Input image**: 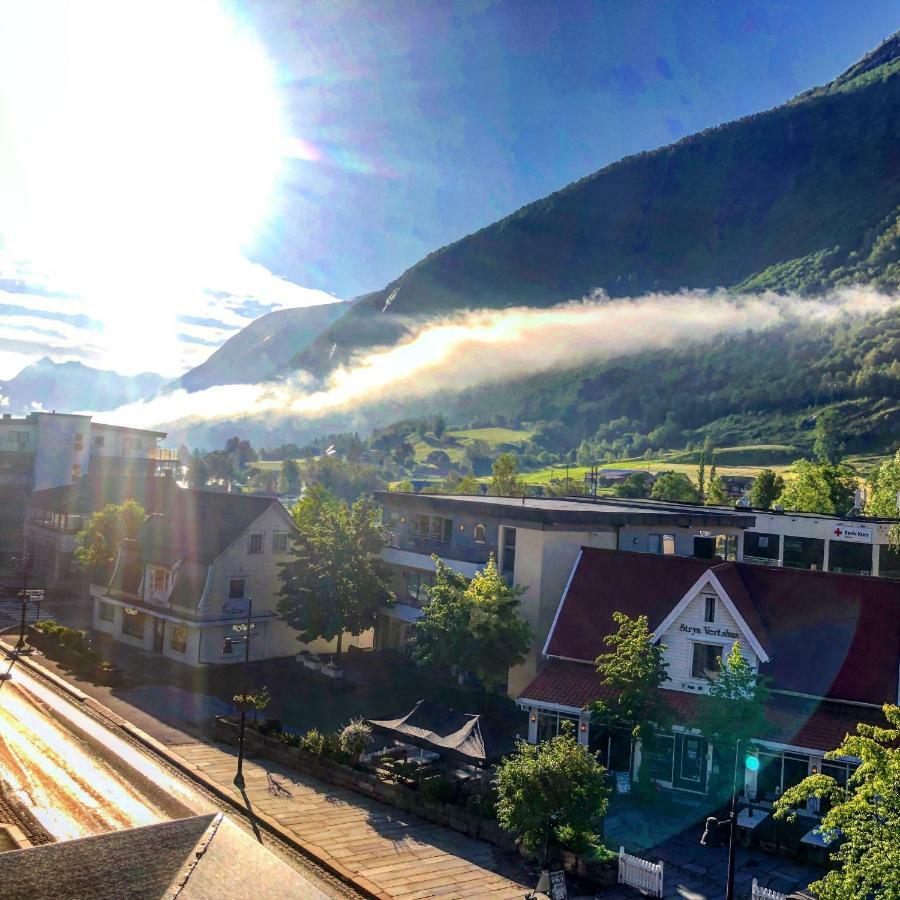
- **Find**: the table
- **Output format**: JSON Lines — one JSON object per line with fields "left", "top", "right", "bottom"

{"left": 736, "top": 807, "right": 769, "bottom": 846}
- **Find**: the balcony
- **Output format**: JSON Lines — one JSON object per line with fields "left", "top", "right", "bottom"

{"left": 383, "top": 530, "right": 497, "bottom": 565}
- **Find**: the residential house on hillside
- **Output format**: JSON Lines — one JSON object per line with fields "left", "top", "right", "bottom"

{"left": 24, "top": 473, "right": 179, "bottom": 586}
{"left": 92, "top": 489, "right": 358, "bottom": 666}
{"left": 518, "top": 548, "right": 899, "bottom": 805}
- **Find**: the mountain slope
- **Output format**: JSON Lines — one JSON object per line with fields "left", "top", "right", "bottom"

{"left": 0, "top": 358, "right": 165, "bottom": 413}
{"left": 172, "top": 301, "right": 351, "bottom": 392}
{"left": 291, "top": 32, "right": 900, "bottom": 376}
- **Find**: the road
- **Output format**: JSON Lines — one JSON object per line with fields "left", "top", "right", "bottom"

{"left": 0, "top": 655, "right": 351, "bottom": 897}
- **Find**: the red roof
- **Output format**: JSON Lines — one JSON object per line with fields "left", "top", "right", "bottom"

{"left": 545, "top": 548, "right": 900, "bottom": 705}
{"left": 519, "top": 660, "right": 889, "bottom": 752}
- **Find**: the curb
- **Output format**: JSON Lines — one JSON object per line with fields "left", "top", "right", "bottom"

{"left": 1, "top": 643, "right": 382, "bottom": 899}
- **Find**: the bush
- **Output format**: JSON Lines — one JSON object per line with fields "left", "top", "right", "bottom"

{"left": 466, "top": 785, "right": 499, "bottom": 820}
{"left": 259, "top": 718, "right": 282, "bottom": 736}
{"left": 420, "top": 774, "right": 455, "bottom": 804}
{"left": 339, "top": 718, "right": 373, "bottom": 759}
{"left": 300, "top": 728, "right": 327, "bottom": 757}
{"left": 278, "top": 730, "right": 302, "bottom": 747}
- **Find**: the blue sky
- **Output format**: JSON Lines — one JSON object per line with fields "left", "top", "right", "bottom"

{"left": 0, "top": 0, "right": 898, "bottom": 385}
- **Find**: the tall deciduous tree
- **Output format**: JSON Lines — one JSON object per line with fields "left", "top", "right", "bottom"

{"left": 777, "top": 460, "right": 857, "bottom": 515}
{"left": 488, "top": 453, "right": 527, "bottom": 496}
{"left": 774, "top": 704, "right": 900, "bottom": 900}
{"left": 278, "top": 492, "right": 393, "bottom": 657}
{"left": 187, "top": 450, "right": 209, "bottom": 488}
{"left": 749, "top": 468, "right": 784, "bottom": 509}
{"left": 650, "top": 471, "right": 699, "bottom": 503}
{"left": 414, "top": 556, "right": 530, "bottom": 691}
{"left": 705, "top": 457, "right": 728, "bottom": 505}
{"left": 813, "top": 409, "right": 845, "bottom": 465}
{"left": 74, "top": 500, "right": 146, "bottom": 581}
{"left": 281, "top": 457, "right": 301, "bottom": 494}
{"left": 495, "top": 726, "right": 609, "bottom": 858}
{"left": 590, "top": 612, "right": 670, "bottom": 748}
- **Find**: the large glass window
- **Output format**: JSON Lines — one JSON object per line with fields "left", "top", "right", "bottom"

{"left": 691, "top": 643, "right": 723, "bottom": 680}
{"left": 643, "top": 733, "right": 675, "bottom": 783}
{"left": 273, "top": 531, "right": 291, "bottom": 553}
{"left": 783, "top": 536, "right": 824, "bottom": 571}
{"left": 754, "top": 751, "right": 812, "bottom": 800}
{"left": 405, "top": 570, "right": 433, "bottom": 605}
{"left": 535, "top": 710, "right": 577, "bottom": 743}
{"left": 744, "top": 531, "right": 780, "bottom": 564}
{"left": 169, "top": 625, "right": 188, "bottom": 654}
{"left": 98, "top": 601, "right": 115, "bottom": 623}
{"left": 715, "top": 534, "right": 738, "bottom": 560}
{"left": 121, "top": 610, "right": 146, "bottom": 639}
{"left": 410, "top": 515, "right": 453, "bottom": 543}
{"left": 879, "top": 545, "right": 900, "bottom": 579}
{"left": 828, "top": 541, "right": 873, "bottom": 576}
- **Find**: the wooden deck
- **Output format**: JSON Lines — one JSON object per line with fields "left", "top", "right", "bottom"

{"left": 174, "top": 742, "right": 530, "bottom": 899}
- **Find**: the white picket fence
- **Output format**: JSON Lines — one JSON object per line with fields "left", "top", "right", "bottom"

{"left": 618, "top": 846, "right": 664, "bottom": 897}
{"left": 752, "top": 879, "right": 786, "bottom": 900}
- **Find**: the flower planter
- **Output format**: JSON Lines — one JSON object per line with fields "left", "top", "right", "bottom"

{"left": 320, "top": 666, "right": 344, "bottom": 679}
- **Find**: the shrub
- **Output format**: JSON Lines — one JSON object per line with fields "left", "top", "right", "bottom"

{"left": 466, "top": 786, "right": 499, "bottom": 820}
{"left": 339, "top": 718, "right": 373, "bottom": 759}
{"left": 300, "top": 728, "right": 327, "bottom": 757}
{"left": 420, "top": 774, "right": 454, "bottom": 804}
{"left": 259, "top": 718, "right": 282, "bottom": 736}
{"left": 278, "top": 730, "right": 302, "bottom": 747}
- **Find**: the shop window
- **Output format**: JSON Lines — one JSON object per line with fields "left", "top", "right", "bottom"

{"left": 501, "top": 528, "right": 516, "bottom": 577}
{"left": 828, "top": 541, "right": 872, "bottom": 576}
{"left": 248, "top": 532, "right": 264, "bottom": 554}
{"left": 643, "top": 733, "right": 675, "bottom": 783}
{"left": 783, "top": 536, "right": 824, "bottom": 571}
{"left": 704, "top": 595, "right": 716, "bottom": 623}
{"left": 273, "top": 531, "right": 291, "bottom": 553}
{"left": 228, "top": 578, "right": 246, "bottom": 600}
{"left": 98, "top": 601, "right": 115, "bottom": 623}
{"left": 821, "top": 759, "right": 858, "bottom": 788}
{"left": 744, "top": 531, "right": 780, "bottom": 563}
{"left": 473, "top": 523, "right": 487, "bottom": 544}
{"left": 754, "top": 750, "right": 812, "bottom": 801}
{"left": 691, "top": 643, "right": 723, "bottom": 680}
{"left": 535, "top": 710, "right": 577, "bottom": 743}
{"left": 879, "top": 545, "right": 900, "bottom": 579}
{"left": 169, "top": 626, "right": 188, "bottom": 655}
{"left": 715, "top": 534, "right": 737, "bottom": 560}
{"left": 121, "top": 610, "right": 146, "bottom": 639}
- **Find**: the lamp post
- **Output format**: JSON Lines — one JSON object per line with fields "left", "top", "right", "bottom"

{"left": 14, "top": 553, "right": 36, "bottom": 653}
{"left": 700, "top": 738, "right": 743, "bottom": 900}
{"left": 222, "top": 596, "right": 254, "bottom": 790}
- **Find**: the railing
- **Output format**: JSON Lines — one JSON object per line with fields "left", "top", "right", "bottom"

{"left": 618, "top": 847, "right": 663, "bottom": 897}
{"left": 752, "top": 878, "right": 786, "bottom": 900}
{"left": 382, "top": 530, "right": 497, "bottom": 565}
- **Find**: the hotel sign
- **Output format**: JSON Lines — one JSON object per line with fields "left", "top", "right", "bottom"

{"left": 680, "top": 623, "right": 740, "bottom": 640}
{"left": 831, "top": 524, "right": 873, "bottom": 544}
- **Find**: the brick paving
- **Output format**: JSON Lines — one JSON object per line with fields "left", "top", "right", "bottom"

{"left": 173, "top": 741, "right": 532, "bottom": 899}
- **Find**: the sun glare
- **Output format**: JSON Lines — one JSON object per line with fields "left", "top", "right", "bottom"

{"left": 0, "top": 0, "right": 289, "bottom": 372}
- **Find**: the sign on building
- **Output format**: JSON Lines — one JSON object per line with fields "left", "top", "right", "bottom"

{"left": 831, "top": 524, "right": 873, "bottom": 544}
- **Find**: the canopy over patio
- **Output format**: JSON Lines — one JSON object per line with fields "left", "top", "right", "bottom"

{"left": 368, "top": 699, "right": 515, "bottom": 768}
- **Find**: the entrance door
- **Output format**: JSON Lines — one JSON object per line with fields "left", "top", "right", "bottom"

{"left": 673, "top": 734, "right": 708, "bottom": 793}
{"left": 153, "top": 617, "right": 165, "bottom": 653}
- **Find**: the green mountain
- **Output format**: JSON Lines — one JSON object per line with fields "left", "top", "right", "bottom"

{"left": 291, "top": 33, "right": 900, "bottom": 376}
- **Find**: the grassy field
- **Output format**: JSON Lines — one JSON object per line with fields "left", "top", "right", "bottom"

{"left": 410, "top": 426, "right": 534, "bottom": 464}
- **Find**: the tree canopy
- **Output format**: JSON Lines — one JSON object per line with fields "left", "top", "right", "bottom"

{"left": 413, "top": 556, "right": 530, "bottom": 691}
{"left": 590, "top": 612, "right": 670, "bottom": 745}
{"left": 495, "top": 726, "right": 609, "bottom": 857}
{"left": 865, "top": 450, "right": 900, "bottom": 548}
{"left": 777, "top": 460, "right": 857, "bottom": 515}
{"left": 278, "top": 491, "right": 393, "bottom": 655}
{"left": 749, "top": 468, "right": 784, "bottom": 509}
{"left": 73, "top": 500, "right": 146, "bottom": 580}
{"left": 281, "top": 457, "right": 301, "bottom": 494}
{"left": 813, "top": 409, "right": 845, "bottom": 465}
{"left": 488, "top": 453, "right": 527, "bottom": 496}
{"left": 774, "top": 704, "right": 900, "bottom": 900}
{"left": 650, "top": 471, "right": 698, "bottom": 503}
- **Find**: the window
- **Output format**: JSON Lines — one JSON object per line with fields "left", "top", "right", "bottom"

{"left": 879, "top": 545, "right": 900, "bottom": 579}
{"left": 405, "top": 570, "right": 433, "bottom": 606}
{"left": 703, "top": 595, "right": 716, "bottom": 623}
{"left": 148, "top": 567, "right": 169, "bottom": 593}
{"left": 93, "top": 435, "right": 105, "bottom": 448}
{"left": 643, "top": 733, "right": 675, "bottom": 783}
{"left": 169, "top": 625, "right": 188, "bottom": 655}
{"left": 535, "top": 710, "right": 577, "bottom": 743}
{"left": 8, "top": 430, "right": 29, "bottom": 448}
{"left": 744, "top": 531, "right": 780, "bottom": 563}
{"left": 98, "top": 601, "right": 115, "bottom": 623}
{"left": 121, "top": 610, "right": 146, "bottom": 639}
{"left": 410, "top": 515, "right": 453, "bottom": 543}
{"left": 71, "top": 464, "right": 81, "bottom": 480}
{"left": 755, "top": 751, "right": 812, "bottom": 800}
{"left": 228, "top": 578, "right": 246, "bottom": 600}
{"left": 273, "top": 531, "right": 291, "bottom": 553}
{"left": 74, "top": 433, "right": 84, "bottom": 450}
{"left": 715, "top": 534, "right": 737, "bottom": 561}
{"left": 248, "top": 533, "right": 264, "bottom": 554}
{"left": 501, "top": 527, "right": 516, "bottom": 577}
{"left": 828, "top": 541, "right": 873, "bottom": 576}
{"left": 662, "top": 534, "right": 676, "bottom": 555}
{"left": 473, "top": 523, "right": 487, "bottom": 544}
{"left": 783, "top": 536, "right": 824, "bottom": 571}
{"left": 691, "top": 643, "right": 723, "bottom": 680}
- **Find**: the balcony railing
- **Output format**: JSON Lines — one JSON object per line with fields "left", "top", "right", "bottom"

{"left": 383, "top": 530, "right": 497, "bottom": 565}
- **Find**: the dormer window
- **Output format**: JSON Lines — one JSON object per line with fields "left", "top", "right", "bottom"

{"left": 149, "top": 567, "right": 169, "bottom": 593}
{"left": 704, "top": 596, "right": 715, "bottom": 623}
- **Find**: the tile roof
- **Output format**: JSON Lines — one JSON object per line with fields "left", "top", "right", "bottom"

{"left": 544, "top": 548, "right": 900, "bottom": 705}
{"left": 519, "top": 659, "right": 890, "bottom": 753}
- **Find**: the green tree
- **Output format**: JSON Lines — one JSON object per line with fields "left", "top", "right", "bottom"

{"left": 695, "top": 643, "right": 770, "bottom": 800}
{"left": 488, "top": 453, "right": 527, "bottom": 497}
{"left": 774, "top": 704, "right": 900, "bottom": 900}
{"left": 187, "top": 450, "right": 209, "bottom": 488}
{"left": 495, "top": 726, "right": 609, "bottom": 859}
{"left": 650, "top": 471, "right": 699, "bottom": 503}
{"left": 705, "top": 458, "right": 728, "bottom": 505}
{"left": 281, "top": 457, "right": 301, "bottom": 494}
{"left": 813, "top": 409, "right": 845, "bottom": 465}
{"left": 389, "top": 479, "right": 415, "bottom": 493}
{"left": 697, "top": 451, "right": 707, "bottom": 503}
{"left": 303, "top": 455, "right": 386, "bottom": 503}
{"left": 433, "top": 414, "right": 447, "bottom": 440}
{"left": 749, "top": 468, "right": 784, "bottom": 509}
{"left": 73, "top": 500, "right": 146, "bottom": 581}
{"left": 777, "top": 460, "right": 857, "bottom": 515}
{"left": 615, "top": 472, "right": 651, "bottom": 498}
{"left": 248, "top": 469, "right": 279, "bottom": 494}
{"left": 414, "top": 556, "right": 531, "bottom": 691}
{"left": 278, "top": 494, "right": 393, "bottom": 657}
{"left": 589, "top": 613, "right": 670, "bottom": 751}
{"left": 864, "top": 450, "right": 900, "bottom": 548}
{"left": 204, "top": 449, "right": 235, "bottom": 486}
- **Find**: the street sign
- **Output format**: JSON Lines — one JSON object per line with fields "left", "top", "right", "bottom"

{"left": 549, "top": 870, "right": 567, "bottom": 900}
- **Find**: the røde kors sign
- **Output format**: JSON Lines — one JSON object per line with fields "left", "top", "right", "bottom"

{"left": 831, "top": 524, "right": 873, "bottom": 544}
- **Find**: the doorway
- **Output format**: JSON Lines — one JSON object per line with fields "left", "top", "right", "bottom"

{"left": 153, "top": 617, "right": 165, "bottom": 653}
{"left": 673, "top": 733, "right": 708, "bottom": 793}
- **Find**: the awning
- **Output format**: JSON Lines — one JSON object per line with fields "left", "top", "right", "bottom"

{"left": 368, "top": 699, "right": 515, "bottom": 767}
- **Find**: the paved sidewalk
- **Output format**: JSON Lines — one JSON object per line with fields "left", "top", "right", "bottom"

{"left": 174, "top": 741, "right": 533, "bottom": 900}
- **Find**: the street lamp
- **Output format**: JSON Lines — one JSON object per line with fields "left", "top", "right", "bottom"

{"left": 222, "top": 596, "right": 254, "bottom": 790}
{"left": 699, "top": 738, "right": 745, "bottom": 900}
{"left": 13, "top": 553, "right": 39, "bottom": 654}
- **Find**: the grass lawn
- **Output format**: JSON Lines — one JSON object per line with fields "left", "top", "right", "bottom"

{"left": 446, "top": 427, "right": 534, "bottom": 445}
